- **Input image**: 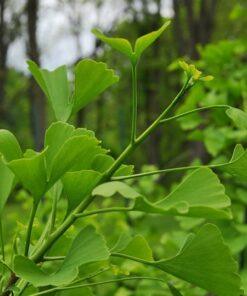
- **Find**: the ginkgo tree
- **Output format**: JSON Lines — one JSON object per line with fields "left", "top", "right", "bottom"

{"left": 0, "top": 21, "right": 246, "bottom": 296}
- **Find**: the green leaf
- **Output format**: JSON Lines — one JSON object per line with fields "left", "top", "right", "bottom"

{"left": 14, "top": 226, "right": 109, "bottom": 287}
{"left": 113, "top": 224, "right": 241, "bottom": 296}
{"left": 73, "top": 59, "right": 119, "bottom": 113}
{"left": 13, "top": 255, "right": 77, "bottom": 287}
{"left": 62, "top": 170, "right": 102, "bottom": 213}
{"left": 221, "top": 144, "right": 247, "bottom": 181}
{"left": 155, "top": 224, "right": 241, "bottom": 296}
{"left": 0, "top": 130, "right": 22, "bottom": 161}
{"left": 93, "top": 181, "right": 140, "bottom": 199}
{"left": 48, "top": 135, "right": 101, "bottom": 187}
{"left": 226, "top": 107, "right": 247, "bottom": 129}
{"left": 7, "top": 149, "right": 47, "bottom": 201}
{"left": 0, "top": 158, "right": 14, "bottom": 214}
{"left": 92, "top": 21, "right": 170, "bottom": 63}
{"left": 134, "top": 21, "right": 170, "bottom": 59}
{"left": 113, "top": 235, "right": 153, "bottom": 261}
{"left": 27, "top": 61, "right": 72, "bottom": 122}
{"left": 92, "top": 29, "right": 133, "bottom": 60}
{"left": 45, "top": 122, "right": 96, "bottom": 174}
{"left": 155, "top": 168, "right": 231, "bottom": 219}
{"left": 62, "top": 225, "right": 109, "bottom": 270}
{"left": 94, "top": 169, "right": 231, "bottom": 220}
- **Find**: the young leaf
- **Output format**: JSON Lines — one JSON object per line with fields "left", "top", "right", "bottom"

{"left": 92, "top": 29, "right": 133, "bottom": 60}
{"left": 134, "top": 21, "right": 170, "bottom": 59}
{"left": 7, "top": 149, "right": 47, "bottom": 201}
{"left": 226, "top": 107, "right": 247, "bottom": 129}
{"left": 14, "top": 226, "right": 109, "bottom": 287}
{"left": 62, "top": 170, "right": 102, "bottom": 213}
{"left": 72, "top": 59, "right": 119, "bottom": 113}
{"left": 93, "top": 21, "right": 170, "bottom": 63}
{"left": 93, "top": 181, "right": 140, "bottom": 199}
{"left": 27, "top": 61, "right": 72, "bottom": 122}
{"left": 0, "top": 130, "right": 22, "bottom": 161}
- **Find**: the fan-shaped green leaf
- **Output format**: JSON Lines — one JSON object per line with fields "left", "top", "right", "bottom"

{"left": 73, "top": 59, "right": 119, "bottom": 113}
{"left": 7, "top": 149, "right": 47, "bottom": 201}
{"left": 155, "top": 224, "right": 241, "bottom": 296}
{"left": 0, "top": 129, "right": 22, "bottom": 161}
{"left": 27, "top": 61, "right": 72, "bottom": 122}
{"left": 48, "top": 136, "right": 101, "bottom": 187}
{"left": 112, "top": 224, "right": 241, "bottom": 296}
{"left": 14, "top": 226, "right": 109, "bottom": 287}
{"left": 45, "top": 122, "right": 95, "bottom": 173}
{"left": 94, "top": 169, "right": 231, "bottom": 220}
{"left": 13, "top": 255, "right": 77, "bottom": 287}
{"left": 93, "top": 181, "right": 139, "bottom": 199}
{"left": 62, "top": 170, "right": 102, "bottom": 213}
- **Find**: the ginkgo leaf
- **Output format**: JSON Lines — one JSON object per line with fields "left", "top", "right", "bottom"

{"left": 92, "top": 29, "right": 134, "bottom": 60}
{"left": 93, "top": 181, "right": 140, "bottom": 199}
{"left": 7, "top": 149, "right": 47, "bottom": 201}
{"left": 220, "top": 144, "right": 247, "bottom": 182}
{"left": 226, "top": 107, "right": 247, "bottom": 129}
{"left": 112, "top": 235, "right": 153, "bottom": 261}
{"left": 72, "top": 59, "right": 119, "bottom": 113}
{"left": 154, "top": 168, "right": 231, "bottom": 219}
{"left": 44, "top": 121, "right": 95, "bottom": 172}
{"left": 155, "top": 224, "right": 241, "bottom": 296}
{"left": 0, "top": 129, "right": 22, "bottom": 161}
{"left": 27, "top": 61, "right": 72, "bottom": 122}
{"left": 93, "top": 22, "right": 170, "bottom": 63}
{"left": 48, "top": 136, "right": 101, "bottom": 187}
{"left": 0, "top": 158, "right": 14, "bottom": 214}
{"left": 94, "top": 169, "right": 231, "bottom": 220}
{"left": 13, "top": 255, "right": 77, "bottom": 287}
{"left": 14, "top": 226, "right": 109, "bottom": 287}
{"left": 62, "top": 170, "right": 102, "bottom": 213}
{"left": 134, "top": 21, "right": 170, "bottom": 59}
{"left": 112, "top": 224, "right": 241, "bottom": 296}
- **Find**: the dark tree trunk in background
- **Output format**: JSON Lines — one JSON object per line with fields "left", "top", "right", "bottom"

{"left": 0, "top": 0, "right": 7, "bottom": 121}
{"left": 173, "top": 0, "right": 218, "bottom": 161}
{"left": 26, "top": 0, "right": 45, "bottom": 150}
{"left": 173, "top": 0, "right": 218, "bottom": 58}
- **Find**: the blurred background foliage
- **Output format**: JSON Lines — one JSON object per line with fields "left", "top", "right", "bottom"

{"left": 1, "top": 0, "right": 247, "bottom": 295}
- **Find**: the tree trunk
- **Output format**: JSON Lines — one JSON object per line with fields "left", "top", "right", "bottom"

{"left": 26, "top": 0, "right": 45, "bottom": 150}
